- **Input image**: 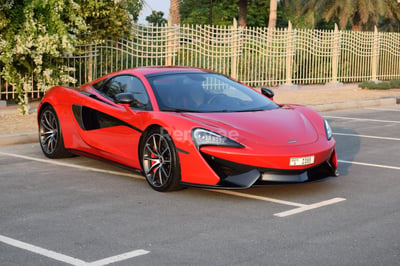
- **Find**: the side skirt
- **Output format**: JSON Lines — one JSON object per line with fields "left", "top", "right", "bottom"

{"left": 67, "top": 149, "right": 143, "bottom": 176}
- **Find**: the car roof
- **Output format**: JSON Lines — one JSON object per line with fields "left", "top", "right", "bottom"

{"left": 87, "top": 66, "right": 210, "bottom": 86}
{"left": 117, "top": 66, "right": 207, "bottom": 76}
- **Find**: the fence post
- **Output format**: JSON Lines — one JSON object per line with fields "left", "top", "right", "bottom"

{"left": 371, "top": 26, "right": 379, "bottom": 81}
{"left": 285, "top": 21, "right": 294, "bottom": 86}
{"left": 166, "top": 18, "right": 180, "bottom": 66}
{"left": 87, "top": 44, "right": 93, "bottom": 82}
{"left": 231, "top": 18, "right": 238, "bottom": 79}
{"left": 331, "top": 24, "right": 340, "bottom": 83}
{"left": 166, "top": 18, "right": 173, "bottom": 66}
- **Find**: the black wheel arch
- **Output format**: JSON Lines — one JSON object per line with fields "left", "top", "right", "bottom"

{"left": 138, "top": 124, "right": 164, "bottom": 165}
{"left": 38, "top": 102, "right": 52, "bottom": 121}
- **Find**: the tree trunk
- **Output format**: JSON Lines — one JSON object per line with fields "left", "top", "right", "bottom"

{"left": 169, "top": 0, "right": 180, "bottom": 25}
{"left": 209, "top": 0, "right": 213, "bottom": 25}
{"left": 238, "top": 0, "right": 247, "bottom": 27}
{"left": 268, "top": 0, "right": 277, "bottom": 28}
{"left": 351, "top": 10, "right": 362, "bottom": 31}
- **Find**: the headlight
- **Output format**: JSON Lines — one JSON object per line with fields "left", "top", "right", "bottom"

{"left": 324, "top": 119, "right": 333, "bottom": 140}
{"left": 192, "top": 128, "right": 243, "bottom": 148}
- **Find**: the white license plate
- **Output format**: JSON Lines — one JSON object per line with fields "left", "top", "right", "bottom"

{"left": 289, "top": 155, "right": 315, "bottom": 166}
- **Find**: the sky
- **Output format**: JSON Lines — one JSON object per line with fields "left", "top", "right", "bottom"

{"left": 137, "top": 0, "right": 170, "bottom": 24}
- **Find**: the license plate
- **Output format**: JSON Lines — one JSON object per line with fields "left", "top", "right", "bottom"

{"left": 289, "top": 155, "right": 315, "bottom": 166}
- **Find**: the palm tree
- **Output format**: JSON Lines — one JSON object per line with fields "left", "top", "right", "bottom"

{"left": 299, "top": 0, "right": 400, "bottom": 31}
{"left": 169, "top": 0, "right": 180, "bottom": 25}
{"left": 146, "top": 11, "right": 168, "bottom": 25}
{"left": 238, "top": 0, "right": 247, "bottom": 27}
{"left": 268, "top": 0, "right": 277, "bottom": 28}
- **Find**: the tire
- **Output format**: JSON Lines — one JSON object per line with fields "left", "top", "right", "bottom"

{"left": 141, "top": 128, "right": 182, "bottom": 192}
{"left": 38, "top": 105, "right": 73, "bottom": 158}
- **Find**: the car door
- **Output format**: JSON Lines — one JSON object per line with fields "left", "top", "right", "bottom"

{"left": 74, "top": 74, "right": 151, "bottom": 168}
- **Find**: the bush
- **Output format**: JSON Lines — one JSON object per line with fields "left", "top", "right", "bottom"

{"left": 359, "top": 80, "right": 391, "bottom": 90}
{"left": 359, "top": 81, "right": 374, "bottom": 89}
{"left": 389, "top": 79, "right": 400, "bottom": 89}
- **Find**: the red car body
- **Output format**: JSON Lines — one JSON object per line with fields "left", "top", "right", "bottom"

{"left": 38, "top": 67, "right": 338, "bottom": 191}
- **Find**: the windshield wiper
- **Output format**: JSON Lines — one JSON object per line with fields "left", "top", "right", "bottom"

{"left": 161, "top": 107, "right": 197, "bottom": 112}
{"left": 237, "top": 109, "right": 266, "bottom": 112}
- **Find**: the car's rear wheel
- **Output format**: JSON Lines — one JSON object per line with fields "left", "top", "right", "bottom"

{"left": 141, "top": 128, "right": 181, "bottom": 192}
{"left": 39, "top": 105, "right": 73, "bottom": 158}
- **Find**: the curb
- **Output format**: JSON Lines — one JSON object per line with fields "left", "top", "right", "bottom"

{"left": 0, "top": 132, "right": 37, "bottom": 147}
{"left": 0, "top": 107, "right": 38, "bottom": 115}
{"left": 310, "top": 97, "right": 397, "bottom": 112}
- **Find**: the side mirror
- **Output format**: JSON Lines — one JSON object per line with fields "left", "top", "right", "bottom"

{"left": 115, "top": 93, "right": 135, "bottom": 105}
{"left": 261, "top": 87, "right": 274, "bottom": 99}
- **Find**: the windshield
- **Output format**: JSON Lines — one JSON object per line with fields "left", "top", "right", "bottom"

{"left": 147, "top": 72, "right": 279, "bottom": 112}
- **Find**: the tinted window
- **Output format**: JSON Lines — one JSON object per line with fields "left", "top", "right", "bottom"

{"left": 147, "top": 72, "right": 278, "bottom": 112}
{"left": 93, "top": 75, "right": 151, "bottom": 110}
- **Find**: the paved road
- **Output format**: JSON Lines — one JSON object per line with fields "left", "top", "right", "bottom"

{"left": 0, "top": 106, "right": 399, "bottom": 265}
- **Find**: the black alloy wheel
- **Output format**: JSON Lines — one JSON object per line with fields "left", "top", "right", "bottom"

{"left": 141, "top": 128, "right": 181, "bottom": 192}
{"left": 39, "top": 106, "right": 72, "bottom": 158}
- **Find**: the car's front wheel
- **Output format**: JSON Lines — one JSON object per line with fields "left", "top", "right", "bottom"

{"left": 39, "top": 105, "right": 73, "bottom": 158}
{"left": 141, "top": 128, "right": 181, "bottom": 192}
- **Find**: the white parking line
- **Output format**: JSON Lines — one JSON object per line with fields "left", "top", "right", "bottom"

{"left": 0, "top": 234, "right": 86, "bottom": 265}
{"left": 334, "top": 132, "right": 400, "bottom": 141}
{"left": 84, "top": 249, "right": 150, "bottom": 266}
{"left": 339, "top": 160, "right": 400, "bottom": 171}
{"left": 324, "top": 116, "right": 400, "bottom": 124}
{"left": 209, "top": 190, "right": 306, "bottom": 207}
{"left": 0, "top": 151, "right": 345, "bottom": 217}
{"left": 0, "top": 151, "right": 144, "bottom": 180}
{"left": 210, "top": 190, "right": 346, "bottom": 217}
{"left": 274, "top": 198, "right": 346, "bottom": 217}
{"left": 0, "top": 234, "right": 150, "bottom": 266}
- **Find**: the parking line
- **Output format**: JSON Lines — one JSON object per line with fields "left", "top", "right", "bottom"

{"left": 324, "top": 116, "right": 400, "bottom": 124}
{"left": 274, "top": 198, "right": 346, "bottom": 217}
{"left": 0, "top": 234, "right": 86, "bottom": 265}
{"left": 85, "top": 249, "right": 150, "bottom": 266}
{"left": 210, "top": 190, "right": 346, "bottom": 218}
{"left": 209, "top": 190, "right": 306, "bottom": 207}
{"left": 0, "top": 151, "right": 144, "bottom": 180}
{"left": 339, "top": 160, "right": 400, "bottom": 171}
{"left": 334, "top": 133, "right": 400, "bottom": 141}
{"left": 0, "top": 234, "right": 150, "bottom": 265}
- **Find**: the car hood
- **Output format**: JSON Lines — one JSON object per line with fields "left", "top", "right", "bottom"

{"left": 181, "top": 107, "right": 319, "bottom": 147}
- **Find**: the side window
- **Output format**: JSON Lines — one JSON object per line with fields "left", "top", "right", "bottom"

{"left": 126, "top": 76, "right": 151, "bottom": 110}
{"left": 94, "top": 75, "right": 151, "bottom": 110}
{"left": 102, "top": 76, "right": 129, "bottom": 99}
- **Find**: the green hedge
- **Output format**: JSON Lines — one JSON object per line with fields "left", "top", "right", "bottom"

{"left": 389, "top": 79, "right": 400, "bottom": 88}
{"left": 359, "top": 79, "right": 400, "bottom": 90}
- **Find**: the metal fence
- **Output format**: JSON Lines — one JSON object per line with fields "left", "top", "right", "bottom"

{"left": 1, "top": 21, "right": 400, "bottom": 100}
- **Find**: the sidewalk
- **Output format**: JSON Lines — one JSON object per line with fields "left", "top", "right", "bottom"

{"left": 274, "top": 83, "right": 400, "bottom": 111}
{"left": 1, "top": 83, "right": 400, "bottom": 146}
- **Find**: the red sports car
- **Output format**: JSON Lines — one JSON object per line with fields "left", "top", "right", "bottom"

{"left": 38, "top": 67, "right": 338, "bottom": 192}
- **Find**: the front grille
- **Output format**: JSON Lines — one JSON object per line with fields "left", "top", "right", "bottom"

{"left": 201, "top": 152, "right": 336, "bottom": 182}
{"left": 201, "top": 153, "right": 253, "bottom": 179}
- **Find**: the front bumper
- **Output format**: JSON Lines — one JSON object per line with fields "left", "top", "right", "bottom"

{"left": 181, "top": 151, "right": 338, "bottom": 189}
